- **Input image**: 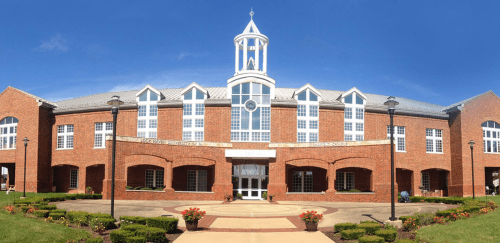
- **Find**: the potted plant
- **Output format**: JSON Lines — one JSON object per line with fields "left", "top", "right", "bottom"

{"left": 269, "top": 194, "right": 274, "bottom": 202}
{"left": 86, "top": 187, "right": 93, "bottom": 195}
{"left": 224, "top": 194, "right": 233, "bottom": 202}
{"left": 181, "top": 207, "right": 206, "bottom": 231}
{"left": 300, "top": 210, "right": 323, "bottom": 231}
{"left": 237, "top": 193, "right": 243, "bottom": 199}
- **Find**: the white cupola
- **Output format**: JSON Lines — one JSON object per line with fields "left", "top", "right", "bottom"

{"left": 233, "top": 9, "right": 269, "bottom": 76}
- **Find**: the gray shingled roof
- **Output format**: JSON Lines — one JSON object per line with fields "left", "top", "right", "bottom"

{"left": 53, "top": 86, "right": 447, "bottom": 115}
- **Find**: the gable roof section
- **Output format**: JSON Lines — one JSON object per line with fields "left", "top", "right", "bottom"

{"left": 1, "top": 86, "right": 57, "bottom": 108}
{"left": 293, "top": 83, "right": 322, "bottom": 99}
{"left": 442, "top": 90, "right": 496, "bottom": 113}
{"left": 242, "top": 19, "right": 261, "bottom": 34}
{"left": 181, "top": 82, "right": 208, "bottom": 96}
{"left": 135, "top": 84, "right": 163, "bottom": 98}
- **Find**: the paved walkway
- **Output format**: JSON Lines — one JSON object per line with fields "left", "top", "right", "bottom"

{"left": 55, "top": 199, "right": 451, "bottom": 242}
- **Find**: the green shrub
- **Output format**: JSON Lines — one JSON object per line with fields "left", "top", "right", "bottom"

{"left": 375, "top": 229, "right": 397, "bottom": 242}
{"left": 154, "top": 188, "right": 164, "bottom": 191}
{"left": 21, "top": 206, "right": 30, "bottom": 213}
{"left": 86, "top": 237, "right": 104, "bottom": 243}
{"left": 76, "top": 193, "right": 93, "bottom": 199}
{"left": 50, "top": 209, "right": 67, "bottom": 214}
{"left": 92, "top": 194, "right": 103, "bottom": 199}
{"left": 334, "top": 222, "right": 358, "bottom": 232}
{"left": 416, "top": 212, "right": 434, "bottom": 226}
{"left": 90, "top": 212, "right": 114, "bottom": 219}
{"left": 134, "top": 187, "right": 143, "bottom": 190}
{"left": 139, "top": 188, "right": 152, "bottom": 190}
{"left": 31, "top": 204, "right": 40, "bottom": 209}
{"left": 39, "top": 201, "right": 48, "bottom": 206}
{"left": 39, "top": 205, "right": 57, "bottom": 210}
{"left": 341, "top": 229, "right": 365, "bottom": 240}
{"left": 136, "top": 227, "right": 166, "bottom": 242}
{"left": 65, "top": 194, "right": 77, "bottom": 200}
{"left": 349, "top": 189, "right": 361, "bottom": 192}
{"left": 398, "top": 216, "right": 420, "bottom": 226}
{"left": 462, "top": 206, "right": 481, "bottom": 213}
{"left": 409, "top": 196, "right": 425, "bottom": 202}
{"left": 125, "top": 236, "right": 147, "bottom": 243}
{"left": 121, "top": 224, "right": 149, "bottom": 232}
{"left": 126, "top": 186, "right": 133, "bottom": 190}
{"left": 360, "top": 220, "right": 378, "bottom": 224}
{"left": 94, "top": 218, "right": 117, "bottom": 229}
{"left": 110, "top": 230, "right": 135, "bottom": 243}
{"left": 67, "top": 211, "right": 90, "bottom": 224}
{"left": 358, "top": 223, "right": 382, "bottom": 235}
{"left": 359, "top": 235, "right": 385, "bottom": 243}
{"left": 262, "top": 191, "right": 267, "bottom": 199}
{"left": 33, "top": 210, "right": 50, "bottom": 218}
{"left": 16, "top": 204, "right": 28, "bottom": 207}
{"left": 49, "top": 212, "right": 66, "bottom": 220}
{"left": 436, "top": 209, "right": 455, "bottom": 217}
{"left": 146, "top": 217, "right": 178, "bottom": 233}
{"left": 120, "top": 216, "right": 148, "bottom": 226}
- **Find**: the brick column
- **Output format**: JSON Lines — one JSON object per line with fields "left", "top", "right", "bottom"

{"left": 413, "top": 170, "right": 421, "bottom": 196}
{"left": 326, "top": 162, "right": 336, "bottom": 193}
{"left": 164, "top": 161, "right": 174, "bottom": 193}
{"left": 79, "top": 166, "right": 86, "bottom": 194}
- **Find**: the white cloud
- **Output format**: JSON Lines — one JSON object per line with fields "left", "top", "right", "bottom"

{"left": 35, "top": 34, "right": 68, "bottom": 52}
{"left": 176, "top": 51, "right": 208, "bottom": 61}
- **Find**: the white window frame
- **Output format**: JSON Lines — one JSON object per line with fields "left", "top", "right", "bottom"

{"left": 230, "top": 82, "right": 271, "bottom": 142}
{"left": 57, "top": 125, "right": 74, "bottom": 149}
{"left": 292, "top": 171, "right": 313, "bottom": 192}
{"left": 426, "top": 128, "right": 443, "bottom": 153}
{"left": 70, "top": 169, "right": 78, "bottom": 189}
{"left": 296, "top": 89, "right": 320, "bottom": 143}
{"left": 94, "top": 122, "right": 113, "bottom": 148}
{"left": 387, "top": 126, "right": 406, "bottom": 152}
{"left": 343, "top": 92, "right": 365, "bottom": 141}
{"left": 187, "top": 170, "right": 208, "bottom": 192}
{"left": 335, "top": 172, "right": 355, "bottom": 191}
{"left": 482, "top": 121, "right": 500, "bottom": 154}
{"left": 145, "top": 169, "right": 164, "bottom": 188}
{"left": 183, "top": 88, "right": 206, "bottom": 141}
{"left": 0, "top": 117, "right": 18, "bottom": 150}
{"left": 136, "top": 89, "right": 159, "bottom": 139}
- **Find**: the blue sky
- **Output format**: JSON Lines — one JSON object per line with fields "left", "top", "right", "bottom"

{"left": 1, "top": 0, "right": 500, "bottom": 106}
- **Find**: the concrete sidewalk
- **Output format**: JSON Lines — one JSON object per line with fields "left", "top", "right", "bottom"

{"left": 173, "top": 232, "right": 334, "bottom": 243}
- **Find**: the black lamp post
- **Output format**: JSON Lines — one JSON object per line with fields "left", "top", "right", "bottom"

{"left": 107, "top": 95, "right": 123, "bottom": 218}
{"left": 384, "top": 96, "right": 399, "bottom": 221}
{"left": 468, "top": 140, "right": 475, "bottom": 199}
{"left": 22, "top": 137, "right": 29, "bottom": 198}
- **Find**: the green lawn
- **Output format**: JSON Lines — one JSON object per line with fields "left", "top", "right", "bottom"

{"left": 417, "top": 195, "right": 500, "bottom": 243}
{"left": 0, "top": 191, "right": 92, "bottom": 243}
{"left": 0, "top": 191, "right": 66, "bottom": 206}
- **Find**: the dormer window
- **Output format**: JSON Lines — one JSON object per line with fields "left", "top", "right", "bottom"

{"left": 136, "top": 86, "right": 161, "bottom": 138}
{"left": 295, "top": 85, "right": 320, "bottom": 143}
{"left": 343, "top": 88, "right": 366, "bottom": 141}
{"left": 182, "top": 84, "right": 207, "bottom": 141}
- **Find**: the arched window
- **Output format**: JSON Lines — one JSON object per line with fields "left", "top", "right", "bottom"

{"left": 482, "top": 121, "right": 500, "bottom": 153}
{"left": 230, "top": 82, "right": 271, "bottom": 142}
{"left": 296, "top": 89, "right": 319, "bottom": 142}
{"left": 136, "top": 89, "right": 159, "bottom": 138}
{"left": 343, "top": 91, "right": 365, "bottom": 141}
{"left": 182, "top": 88, "right": 206, "bottom": 141}
{"left": 0, "top": 117, "right": 18, "bottom": 149}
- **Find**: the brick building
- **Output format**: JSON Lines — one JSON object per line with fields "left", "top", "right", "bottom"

{"left": 1, "top": 17, "right": 499, "bottom": 202}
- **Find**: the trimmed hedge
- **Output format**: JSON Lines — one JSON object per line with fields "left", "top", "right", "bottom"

{"left": 95, "top": 218, "right": 117, "bottom": 229}
{"left": 110, "top": 230, "right": 135, "bottom": 243}
{"left": 341, "top": 229, "right": 366, "bottom": 240}
{"left": 409, "top": 196, "right": 469, "bottom": 205}
{"left": 436, "top": 209, "right": 455, "bottom": 217}
{"left": 120, "top": 216, "right": 148, "bottom": 226}
{"left": 125, "top": 236, "right": 146, "bottom": 243}
{"left": 375, "top": 229, "right": 397, "bottom": 242}
{"left": 139, "top": 188, "right": 152, "bottom": 191}
{"left": 121, "top": 224, "right": 149, "bottom": 232}
{"left": 398, "top": 216, "right": 420, "bottom": 225}
{"left": 67, "top": 211, "right": 90, "bottom": 224}
{"left": 360, "top": 220, "right": 378, "bottom": 224}
{"left": 50, "top": 209, "right": 67, "bottom": 214}
{"left": 21, "top": 206, "right": 31, "bottom": 213}
{"left": 146, "top": 217, "right": 178, "bottom": 233}
{"left": 93, "top": 194, "right": 103, "bottom": 199}
{"left": 136, "top": 227, "right": 167, "bottom": 242}
{"left": 86, "top": 237, "right": 104, "bottom": 243}
{"left": 334, "top": 222, "right": 358, "bottom": 232}
{"left": 359, "top": 235, "right": 385, "bottom": 243}
{"left": 90, "top": 213, "right": 114, "bottom": 219}
{"left": 34, "top": 210, "right": 50, "bottom": 218}
{"left": 16, "top": 204, "right": 28, "bottom": 207}
{"left": 49, "top": 212, "right": 66, "bottom": 220}
{"left": 65, "top": 194, "right": 77, "bottom": 200}
{"left": 31, "top": 204, "right": 40, "bottom": 209}
{"left": 39, "top": 205, "right": 57, "bottom": 210}
{"left": 358, "top": 223, "right": 381, "bottom": 235}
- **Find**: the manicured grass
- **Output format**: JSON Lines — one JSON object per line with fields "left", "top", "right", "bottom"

{"left": 0, "top": 211, "right": 91, "bottom": 243}
{"left": 0, "top": 191, "right": 91, "bottom": 242}
{"left": 417, "top": 195, "right": 500, "bottom": 243}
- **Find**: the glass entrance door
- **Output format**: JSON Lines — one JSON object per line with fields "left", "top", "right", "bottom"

{"left": 232, "top": 164, "right": 268, "bottom": 200}
{"left": 240, "top": 177, "right": 260, "bottom": 199}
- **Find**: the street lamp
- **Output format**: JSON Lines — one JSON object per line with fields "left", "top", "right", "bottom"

{"left": 468, "top": 140, "right": 475, "bottom": 199}
{"left": 22, "top": 137, "right": 29, "bottom": 198}
{"left": 107, "top": 95, "right": 123, "bottom": 218}
{"left": 384, "top": 96, "right": 399, "bottom": 221}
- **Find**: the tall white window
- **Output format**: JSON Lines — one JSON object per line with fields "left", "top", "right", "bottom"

{"left": 137, "top": 89, "right": 159, "bottom": 138}
{"left": 187, "top": 170, "right": 208, "bottom": 191}
{"left": 182, "top": 87, "right": 206, "bottom": 141}
{"left": 421, "top": 172, "right": 430, "bottom": 191}
{"left": 426, "top": 128, "right": 443, "bottom": 153}
{"left": 70, "top": 169, "right": 78, "bottom": 188}
{"left": 57, "top": 125, "right": 74, "bottom": 149}
{"left": 292, "top": 171, "right": 313, "bottom": 192}
{"left": 0, "top": 117, "right": 18, "bottom": 150}
{"left": 482, "top": 121, "right": 500, "bottom": 153}
{"left": 94, "top": 122, "right": 113, "bottom": 148}
{"left": 145, "top": 169, "right": 164, "bottom": 188}
{"left": 343, "top": 91, "right": 365, "bottom": 141}
{"left": 231, "top": 82, "right": 271, "bottom": 142}
{"left": 296, "top": 89, "right": 319, "bottom": 142}
{"left": 387, "top": 126, "right": 406, "bottom": 152}
{"left": 335, "top": 172, "right": 354, "bottom": 191}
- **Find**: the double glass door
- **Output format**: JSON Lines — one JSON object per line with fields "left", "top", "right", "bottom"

{"left": 232, "top": 164, "right": 268, "bottom": 200}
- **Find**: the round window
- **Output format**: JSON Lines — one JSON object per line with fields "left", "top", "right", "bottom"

{"left": 244, "top": 99, "right": 257, "bottom": 112}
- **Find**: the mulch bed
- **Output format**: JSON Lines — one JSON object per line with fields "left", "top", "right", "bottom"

{"left": 322, "top": 228, "right": 416, "bottom": 242}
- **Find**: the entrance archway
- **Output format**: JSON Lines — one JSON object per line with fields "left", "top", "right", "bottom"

{"left": 232, "top": 164, "right": 268, "bottom": 200}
